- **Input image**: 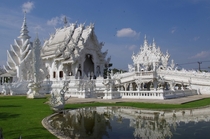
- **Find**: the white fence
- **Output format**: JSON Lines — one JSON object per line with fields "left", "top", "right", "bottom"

{"left": 119, "top": 89, "right": 197, "bottom": 100}
{"left": 48, "top": 78, "right": 198, "bottom": 99}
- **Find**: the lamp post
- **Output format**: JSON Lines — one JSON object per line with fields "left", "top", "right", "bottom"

{"left": 198, "top": 62, "right": 202, "bottom": 71}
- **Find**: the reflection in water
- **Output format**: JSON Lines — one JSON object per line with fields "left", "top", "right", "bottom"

{"left": 49, "top": 107, "right": 112, "bottom": 139}
{"left": 48, "top": 107, "right": 210, "bottom": 139}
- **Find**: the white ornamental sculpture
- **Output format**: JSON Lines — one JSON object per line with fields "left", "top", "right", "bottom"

{"left": 4, "top": 13, "right": 32, "bottom": 81}
{"left": 131, "top": 35, "right": 170, "bottom": 71}
{"left": 50, "top": 81, "right": 70, "bottom": 111}
{"left": 27, "top": 35, "right": 46, "bottom": 98}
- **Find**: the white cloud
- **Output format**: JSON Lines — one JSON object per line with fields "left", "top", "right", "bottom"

{"left": 22, "top": 1, "right": 34, "bottom": 13}
{"left": 47, "top": 17, "right": 59, "bottom": 26}
{"left": 127, "top": 45, "right": 137, "bottom": 51}
{"left": 193, "top": 36, "right": 200, "bottom": 41}
{"left": 171, "top": 30, "right": 175, "bottom": 34}
{"left": 47, "top": 15, "right": 70, "bottom": 26}
{"left": 32, "top": 25, "right": 45, "bottom": 33}
{"left": 116, "top": 28, "right": 140, "bottom": 38}
{"left": 190, "top": 51, "right": 210, "bottom": 59}
{"left": 171, "top": 27, "right": 177, "bottom": 34}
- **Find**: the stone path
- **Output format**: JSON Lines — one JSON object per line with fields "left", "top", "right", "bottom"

{"left": 66, "top": 95, "right": 210, "bottom": 104}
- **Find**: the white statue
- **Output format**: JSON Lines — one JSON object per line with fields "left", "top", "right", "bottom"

{"left": 50, "top": 81, "right": 70, "bottom": 111}
{"left": 27, "top": 35, "right": 46, "bottom": 98}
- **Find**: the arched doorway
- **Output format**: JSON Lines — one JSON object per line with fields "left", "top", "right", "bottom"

{"left": 83, "top": 54, "right": 94, "bottom": 76}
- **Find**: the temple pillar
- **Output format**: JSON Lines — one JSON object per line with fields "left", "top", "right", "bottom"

{"left": 165, "top": 82, "right": 169, "bottom": 90}
{"left": 129, "top": 83, "right": 133, "bottom": 91}
{"left": 117, "top": 86, "right": 120, "bottom": 91}
{"left": 181, "top": 83, "right": 184, "bottom": 90}
{"left": 56, "top": 70, "right": 59, "bottom": 81}
{"left": 142, "top": 83, "right": 145, "bottom": 90}
{"left": 50, "top": 67, "right": 54, "bottom": 80}
{"left": 124, "top": 83, "right": 128, "bottom": 91}
{"left": 169, "top": 81, "right": 175, "bottom": 90}
{"left": 153, "top": 80, "right": 158, "bottom": 91}
{"left": 153, "top": 62, "right": 156, "bottom": 71}
{"left": 137, "top": 84, "right": 141, "bottom": 91}
{"left": 57, "top": 62, "right": 61, "bottom": 80}
{"left": 73, "top": 63, "right": 78, "bottom": 78}
{"left": 63, "top": 64, "right": 66, "bottom": 78}
{"left": 63, "top": 70, "right": 66, "bottom": 80}
{"left": 121, "top": 86, "right": 124, "bottom": 91}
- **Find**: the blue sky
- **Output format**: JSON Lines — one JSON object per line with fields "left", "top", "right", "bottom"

{"left": 0, "top": 0, "right": 210, "bottom": 71}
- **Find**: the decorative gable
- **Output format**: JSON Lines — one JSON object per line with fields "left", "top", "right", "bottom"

{"left": 132, "top": 35, "right": 170, "bottom": 71}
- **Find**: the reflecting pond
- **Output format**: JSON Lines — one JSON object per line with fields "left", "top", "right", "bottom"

{"left": 47, "top": 107, "right": 210, "bottom": 139}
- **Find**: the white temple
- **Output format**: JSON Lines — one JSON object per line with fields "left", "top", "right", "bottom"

{"left": 1, "top": 14, "right": 210, "bottom": 99}
{"left": 41, "top": 22, "right": 110, "bottom": 80}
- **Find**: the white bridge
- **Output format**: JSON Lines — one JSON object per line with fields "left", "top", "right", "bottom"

{"left": 45, "top": 67, "right": 210, "bottom": 100}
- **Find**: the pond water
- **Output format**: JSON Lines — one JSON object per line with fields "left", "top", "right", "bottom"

{"left": 48, "top": 106, "right": 210, "bottom": 139}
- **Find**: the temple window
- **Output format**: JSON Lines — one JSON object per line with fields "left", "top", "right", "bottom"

{"left": 59, "top": 71, "right": 63, "bottom": 78}
{"left": 53, "top": 72, "right": 56, "bottom": 78}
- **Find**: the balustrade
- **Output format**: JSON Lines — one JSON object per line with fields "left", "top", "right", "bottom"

{"left": 119, "top": 89, "right": 196, "bottom": 99}
{"left": 135, "top": 71, "right": 154, "bottom": 76}
{"left": 119, "top": 90, "right": 163, "bottom": 99}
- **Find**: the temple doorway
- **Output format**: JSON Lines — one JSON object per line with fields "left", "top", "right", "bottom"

{"left": 76, "top": 64, "right": 82, "bottom": 78}
{"left": 83, "top": 54, "right": 94, "bottom": 76}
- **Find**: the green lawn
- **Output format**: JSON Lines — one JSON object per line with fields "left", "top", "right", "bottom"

{"left": 0, "top": 96, "right": 56, "bottom": 139}
{"left": 0, "top": 96, "right": 210, "bottom": 139}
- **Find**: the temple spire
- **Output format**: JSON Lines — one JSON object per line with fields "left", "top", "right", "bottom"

{"left": 152, "top": 38, "right": 156, "bottom": 47}
{"left": 144, "top": 34, "right": 148, "bottom": 48}
{"left": 18, "top": 11, "right": 31, "bottom": 40}
{"left": 63, "top": 16, "right": 68, "bottom": 27}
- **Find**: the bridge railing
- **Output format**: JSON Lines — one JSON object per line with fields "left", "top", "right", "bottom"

{"left": 119, "top": 90, "right": 164, "bottom": 99}
{"left": 118, "top": 89, "right": 197, "bottom": 100}
{"left": 135, "top": 71, "right": 154, "bottom": 76}
{"left": 158, "top": 69, "right": 210, "bottom": 79}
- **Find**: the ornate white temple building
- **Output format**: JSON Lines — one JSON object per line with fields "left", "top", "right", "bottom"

{"left": 1, "top": 14, "right": 210, "bottom": 99}
{"left": 41, "top": 22, "right": 110, "bottom": 80}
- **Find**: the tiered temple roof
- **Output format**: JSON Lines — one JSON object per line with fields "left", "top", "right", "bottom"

{"left": 41, "top": 22, "right": 106, "bottom": 64}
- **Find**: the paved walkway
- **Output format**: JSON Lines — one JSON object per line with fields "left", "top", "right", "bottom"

{"left": 66, "top": 95, "right": 210, "bottom": 104}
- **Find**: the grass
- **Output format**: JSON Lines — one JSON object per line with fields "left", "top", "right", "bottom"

{"left": 0, "top": 96, "right": 210, "bottom": 139}
{"left": 65, "top": 98, "right": 210, "bottom": 110}
{"left": 0, "top": 96, "right": 56, "bottom": 139}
